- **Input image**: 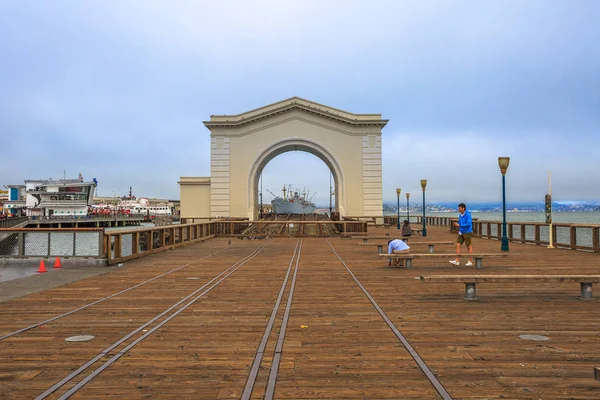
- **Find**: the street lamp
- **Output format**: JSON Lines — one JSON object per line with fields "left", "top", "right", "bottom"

{"left": 420, "top": 180, "right": 427, "bottom": 237}
{"left": 498, "top": 157, "right": 510, "bottom": 251}
{"left": 396, "top": 188, "right": 401, "bottom": 229}
{"left": 406, "top": 192, "right": 410, "bottom": 222}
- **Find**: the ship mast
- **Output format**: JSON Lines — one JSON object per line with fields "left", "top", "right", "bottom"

{"left": 329, "top": 172, "right": 333, "bottom": 217}
{"left": 259, "top": 173, "right": 263, "bottom": 219}
{"left": 282, "top": 185, "right": 287, "bottom": 200}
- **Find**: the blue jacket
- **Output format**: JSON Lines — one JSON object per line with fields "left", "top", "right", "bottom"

{"left": 458, "top": 210, "right": 473, "bottom": 234}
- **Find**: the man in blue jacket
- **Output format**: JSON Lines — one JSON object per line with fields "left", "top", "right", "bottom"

{"left": 450, "top": 203, "right": 473, "bottom": 266}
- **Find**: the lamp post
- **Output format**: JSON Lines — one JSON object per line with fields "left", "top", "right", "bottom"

{"left": 396, "top": 188, "right": 401, "bottom": 229}
{"left": 406, "top": 192, "right": 410, "bottom": 222}
{"left": 420, "top": 180, "right": 427, "bottom": 237}
{"left": 498, "top": 157, "right": 510, "bottom": 252}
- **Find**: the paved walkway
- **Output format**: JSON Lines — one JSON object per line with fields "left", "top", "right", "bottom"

{"left": 1, "top": 226, "right": 599, "bottom": 399}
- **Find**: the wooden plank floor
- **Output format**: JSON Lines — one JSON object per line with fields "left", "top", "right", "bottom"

{"left": 1, "top": 227, "right": 599, "bottom": 399}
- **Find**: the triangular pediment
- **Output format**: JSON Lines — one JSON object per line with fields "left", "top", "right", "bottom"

{"left": 203, "top": 97, "right": 388, "bottom": 129}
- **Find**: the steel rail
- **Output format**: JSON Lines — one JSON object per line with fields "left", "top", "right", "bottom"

{"left": 35, "top": 240, "right": 272, "bottom": 400}
{"left": 263, "top": 239, "right": 302, "bottom": 400}
{"left": 240, "top": 239, "right": 302, "bottom": 400}
{"left": 326, "top": 239, "right": 453, "bottom": 400}
{"left": 0, "top": 243, "right": 233, "bottom": 341}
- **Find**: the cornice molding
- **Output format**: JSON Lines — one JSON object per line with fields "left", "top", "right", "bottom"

{"left": 203, "top": 98, "right": 388, "bottom": 130}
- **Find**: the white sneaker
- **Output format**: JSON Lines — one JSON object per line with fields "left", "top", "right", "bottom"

{"left": 465, "top": 261, "right": 473, "bottom": 267}
{"left": 449, "top": 260, "right": 460, "bottom": 266}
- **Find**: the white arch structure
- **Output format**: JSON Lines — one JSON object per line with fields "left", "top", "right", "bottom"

{"left": 179, "top": 97, "right": 388, "bottom": 221}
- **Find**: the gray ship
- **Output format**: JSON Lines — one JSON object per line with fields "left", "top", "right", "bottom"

{"left": 270, "top": 185, "right": 317, "bottom": 214}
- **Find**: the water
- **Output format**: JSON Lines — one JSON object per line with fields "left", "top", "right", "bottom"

{"left": 386, "top": 211, "right": 600, "bottom": 225}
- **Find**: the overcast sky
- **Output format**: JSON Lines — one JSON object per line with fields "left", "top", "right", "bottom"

{"left": 1, "top": 0, "right": 599, "bottom": 206}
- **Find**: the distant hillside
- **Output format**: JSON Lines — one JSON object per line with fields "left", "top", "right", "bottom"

{"left": 382, "top": 201, "right": 600, "bottom": 213}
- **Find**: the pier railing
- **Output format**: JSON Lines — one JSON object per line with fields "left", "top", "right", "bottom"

{"left": 448, "top": 219, "right": 600, "bottom": 252}
{"left": 104, "top": 222, "right": 216, "bottom": 265}
{"left": 384, "top": 215, "right": 456, "bottom": 227}
{"left": 0, "top": 228, "right": 104, "bottom": 258}
{"left": 0, "top": 216, "right": 29, "bottom": 228}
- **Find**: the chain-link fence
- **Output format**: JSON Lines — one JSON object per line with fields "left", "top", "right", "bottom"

{"left": 0, "top": 229, "right": 102, "bottom": 257}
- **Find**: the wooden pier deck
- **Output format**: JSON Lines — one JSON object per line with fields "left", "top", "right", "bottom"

{"left": 1, "top": 226, "right": 599, "bottom": 399}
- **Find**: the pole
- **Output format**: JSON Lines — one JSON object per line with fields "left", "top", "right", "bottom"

{"left": 548, "top": 170, "right": 554, "bottom": 248}
{"left": 422, "top": 191, "right": 427, "bottom": 237}
{"left": 406, "top": 195, "right": 410, "bottom": 222}
{"left": 501, "top": 174, "right": 509, "bottom": 251}
{"left": 396, "top": 194, "right": 400, "bottom": 230}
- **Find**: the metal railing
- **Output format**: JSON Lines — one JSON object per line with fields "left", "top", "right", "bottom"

{"left": 0, "top": 228, "right": 104, "bottom": 257}
{"left": 448, "top": 219, "right": 600, "bottom": 252}
{"left": 212, "top": 220, "right": 367, "bottom": 236}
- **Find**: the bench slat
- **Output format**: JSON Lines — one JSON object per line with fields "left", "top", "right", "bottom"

{"left": 378, "top": 253, "right": 510, "bottom": 258}
{"left": 419, "top": 275, "right": 600, "bottom": 283}
{"left": 359, "top": 241, "right": 453, "bottom": 246}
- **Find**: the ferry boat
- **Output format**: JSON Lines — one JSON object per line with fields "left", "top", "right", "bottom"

{"left": 91, "top": 187, "right": 172, "bottom": 218}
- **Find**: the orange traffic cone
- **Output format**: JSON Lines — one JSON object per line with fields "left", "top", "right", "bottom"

{"left": 54, "top": 257, "right": 62, "bottom": 269}
{"left": 37, "top": 260, "right": 47, "bottom": 273}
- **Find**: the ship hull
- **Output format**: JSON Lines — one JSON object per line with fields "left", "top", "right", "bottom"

{"left": 272, "top": 199, "right": 316, "bottom": 214}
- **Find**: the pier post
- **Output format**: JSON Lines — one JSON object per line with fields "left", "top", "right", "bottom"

{"left": 579, "top": 282, "right": 593, "bottom": 300}
{"left": 464, "top": 283, "right": 477, "bottom": 300}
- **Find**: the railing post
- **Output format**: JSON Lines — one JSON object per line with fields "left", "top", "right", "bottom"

{"left": 552, "top": 225, "right": 557, "bottom": 247}
{"left": 593, "top": 227, "right": 600, "bottom": 252}
{"left": 98, "top": 233, "right": 105, "bottom": 258}
{"left": 535, "top": 225, "right": 541, "bottom": 245}
{"left": 570, "top": 226, "right": 577, "bottom": 250}
{"left": 521, "top": 224, "right": 526, "bottom": 243}
{"left": 116, "top": 234, "right": 122, "bottom": 259}
{"left": 18, "top": 232, "right": 24, "bottom": 256}
{"left": 132, "top": 232, "right": 139, "bottom": 255}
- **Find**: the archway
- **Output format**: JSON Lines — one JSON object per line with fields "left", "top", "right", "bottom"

{"left": 247, "top": 138, "right": 344, "bottom": 219}
{"left": 179, "top": 97, "right": 388, "bottom": 221}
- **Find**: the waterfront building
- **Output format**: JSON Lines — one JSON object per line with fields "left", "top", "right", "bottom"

{"left": 2, "top": 184, "right": 26, "bottom": 216}
{"left": 4, "top": 179, "right": 97, "bottom": 217}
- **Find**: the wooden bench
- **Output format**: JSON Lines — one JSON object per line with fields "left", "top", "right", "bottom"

{"left": 353, "top": 235, "right": 411, "bottom": 243}
{"left": 377, "top": 253, "right": 509, "bottom": 269}
{"left": 418, "top": 275, "right": 600, "bottom": 300}
{"left": 360, "top": 241, "right": 453, "bottom": 254}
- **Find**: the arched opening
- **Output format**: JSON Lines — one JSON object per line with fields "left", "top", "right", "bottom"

{"left": 247, "top": 138, "right": 345, "bottom": 220}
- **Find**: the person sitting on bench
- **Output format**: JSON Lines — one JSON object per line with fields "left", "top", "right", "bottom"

{"left": 387, "top": 239, "right": 410, "bottom": 267}
{"left": 401, "top": 220, "right": 412, "bottom": 238}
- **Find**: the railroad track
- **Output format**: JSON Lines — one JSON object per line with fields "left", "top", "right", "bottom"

{"left": 237, "top": 238, "right": 452, "bottom": 399}
{"left": 4, "top": 237, "right": 451, "bottom": 398}
{"left": 0, "top": 244, "right": 239, "bottom": 342}
{"left": 31, "top": 239, "right": 273, "bottom": 399}
{"left": 242, "top": 239, "right": 303, "bottom": 400}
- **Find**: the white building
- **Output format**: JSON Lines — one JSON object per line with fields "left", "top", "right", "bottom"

{"left": 4, "top": 179, "right": 97, "bottom": 217}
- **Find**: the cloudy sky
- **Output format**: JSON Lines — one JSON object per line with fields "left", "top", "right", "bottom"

{"left": 1, "top": 0, "right": 598, "bottom": 206}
